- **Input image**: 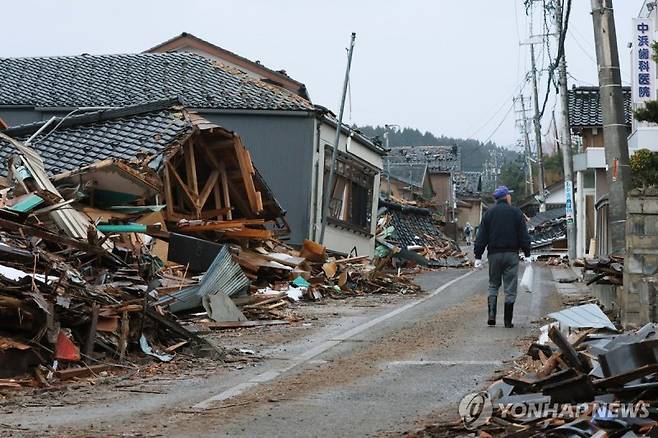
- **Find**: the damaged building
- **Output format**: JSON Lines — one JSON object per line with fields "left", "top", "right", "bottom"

{"left": 0, "top": 52, "right": 384, "bottom": 256}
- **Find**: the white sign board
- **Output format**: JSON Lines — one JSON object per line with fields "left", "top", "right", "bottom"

{"left": 632, "top": 18, "right": 656, "bottom": 106}
{"left": 564, "top": 180, "right": 574, "bottom": 225}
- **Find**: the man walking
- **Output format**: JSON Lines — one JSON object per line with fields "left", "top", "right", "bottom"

{"left": 473, "top": 186, "right": 531, "bottom": 328}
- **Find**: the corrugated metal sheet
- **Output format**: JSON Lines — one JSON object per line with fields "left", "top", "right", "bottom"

{"left": 159, "top": 245, "right": 249, "bottom": 313}
{"left": 547, "top": 304, "right": 616, "bottom": 330}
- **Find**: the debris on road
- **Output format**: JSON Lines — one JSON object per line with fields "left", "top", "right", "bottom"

{"left": 458, "top": 303, "right": 658, "bottom": 436}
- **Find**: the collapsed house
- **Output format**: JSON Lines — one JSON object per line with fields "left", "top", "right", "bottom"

{"left": 0, "top": 101, "right": 291, "bottom": 380}
{"left": 527, "top": 207, "right": 568, "bottom": 252}
{"left": 376, "top": 199, "right": 470, "bottom": 268}
{"left": 0, "top": 99, "right": 287, "bottom": 238}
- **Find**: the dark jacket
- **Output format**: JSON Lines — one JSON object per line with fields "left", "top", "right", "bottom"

{"left": 474, "top": 199, "right": 531, "bottom": 259}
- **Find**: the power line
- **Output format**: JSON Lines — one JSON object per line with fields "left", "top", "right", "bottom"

{"left": 466, "top": 77, "right": 527, "bottom": 138}
{"left": 481, "top": 101, "right": 515, "bottom": 144}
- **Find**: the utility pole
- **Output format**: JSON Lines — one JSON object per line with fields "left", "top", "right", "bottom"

{"left": 320, "top": 32, "right": 356, "bottom": 245}
{"left": 384, "top": 128, "right": 391, "bottom": 199}
{"left": 555, "top": 0, "right": 577, "bottom": 262}
{"left": 518, "top": 95, "right": 535, "bottom": 196}
{"left": 530, "top": 42, "right": 547, "bottom": 211}
{"left": 591, "top": 0, "right": 632, "bottom": 255}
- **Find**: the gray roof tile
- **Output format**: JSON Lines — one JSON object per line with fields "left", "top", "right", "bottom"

{"left": 0, "top": 53, "right": 313, "bottom": 111}
{"left": 568, "top": 86, "right": 632, "bottom": 128}
{"left": 385, "top": 145, "right": 461, "bottom": 172}
{"left": 0, "top": 100, "right": 191, "bottom": 176}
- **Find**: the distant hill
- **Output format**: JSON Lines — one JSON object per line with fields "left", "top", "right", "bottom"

{"left": 357, "top": 125, "right": 518, "bottom": 171}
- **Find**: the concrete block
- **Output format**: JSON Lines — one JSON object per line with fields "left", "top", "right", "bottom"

{"left": 626, "top": 254, "right": 645, "bottom": 275}
{"left": 627, "top": 197, "right": 645, "bottom": 214}
{"left": 643, "top": 199, "right": 658, "bottom": 214}
{"left": 646, "top": 217, "right": 658, "bottom": 235}
{"left": 628, "top": 235, "right": 658, "bottom": 250}
{"left": 644, "top": 256, "right": 658, "bottom": 275}
{"left": 629, "top": 215, "right": 645, "bottom": 235}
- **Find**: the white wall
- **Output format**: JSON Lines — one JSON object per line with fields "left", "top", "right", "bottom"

{"left": 309, "top": 119, "right": 383, "bottom": 257}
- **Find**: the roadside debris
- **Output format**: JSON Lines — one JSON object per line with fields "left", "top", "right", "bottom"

{"left": 459, "top": 303, "right": 658, "bottom": 436}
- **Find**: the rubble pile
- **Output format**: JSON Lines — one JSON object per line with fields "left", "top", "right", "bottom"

{"left": 376, "top": 199, "right": 470, "bottom": 268}
{"left": 582, "top": 256, "right": 624, "bottom": 286}
{"left": 0, "top": 107, "right": 427, "bottom": 385}
{"left": 470, "top": 304, "right": 658, "bottom": 436}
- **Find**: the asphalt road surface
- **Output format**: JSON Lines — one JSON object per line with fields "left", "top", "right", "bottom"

{"left": 3, "top": 264, "right": 562, "bottom": 437}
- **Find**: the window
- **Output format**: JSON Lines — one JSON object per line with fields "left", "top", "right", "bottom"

{"left": 324, "top": 148, "right": 376, "bottom": 233}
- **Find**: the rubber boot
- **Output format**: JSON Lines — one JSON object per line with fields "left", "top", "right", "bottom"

{"left": 504, "top": 302, "right": 514, "bottom": 328}
{"left": 487, "top": 296, "right": 497, "bottom": 326}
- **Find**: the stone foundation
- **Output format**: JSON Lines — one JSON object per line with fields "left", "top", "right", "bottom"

{"left": 623, "top": 191, "right": 658, "bottom": 326}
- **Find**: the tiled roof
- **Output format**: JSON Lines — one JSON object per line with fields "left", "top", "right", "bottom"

{"left": 0, "top": 99, "right": 192, "bottom": 176}
{"left": 454, "top": 171, "right": 482, "bottom": 197}
{"left": 385, "top": 145, "right": 460, "bottom": 172}
{"left": 386, "top": 163, "right": 428, "bottom": 188}
{"left": 567, "top": 86, "right": 632, "bottom": 128}
{"left": 0, "top": 53, "right": 314, "bottom": 111}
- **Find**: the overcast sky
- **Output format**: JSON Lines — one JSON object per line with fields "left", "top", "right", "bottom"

{"left": 0, "top": 1, "right": 642, "bottom": 151}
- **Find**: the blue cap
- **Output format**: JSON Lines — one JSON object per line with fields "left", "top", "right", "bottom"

{"left": 492, "top": 186, "right": 513, "bottom": 199}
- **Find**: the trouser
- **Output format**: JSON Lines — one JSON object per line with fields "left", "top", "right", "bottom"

{"left": 487, "top": 252, "right": 519, "bottom": 304}
{"left": 465, "top": 234, "right": 472, "bottom": 245}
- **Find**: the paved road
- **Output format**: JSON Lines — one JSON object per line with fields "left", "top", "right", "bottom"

{"left": 3, "top": 265, "right": 561, "bottom": 437}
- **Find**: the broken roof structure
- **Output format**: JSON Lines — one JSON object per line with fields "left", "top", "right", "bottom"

{"left": 454, "top": 171, "right": 482, "bottom": 199}
{"left": 386, "top": 163, "right": 429, "bottom": 190}
{"left": 0, "top": 53, "right": 313, "bottom": 111}
{"left": 385, "top": 145, "right": 461, "bottom": 173}
{"left": 527, "top": 207, "right": 567, "bottom": 249}
{"left": 0, "top": 99, "right": 286, "bottom": 228}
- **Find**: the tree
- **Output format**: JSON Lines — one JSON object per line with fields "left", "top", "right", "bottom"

{"left": 629, "top": 148, "right": 658, "bottom": 188}
{"left": 498, "top": 158, "right": 527, "bottom": 202}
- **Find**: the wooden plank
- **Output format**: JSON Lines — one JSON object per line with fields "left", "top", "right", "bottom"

{"left": 84, "top": 304, "right": 100, "bottom": 358}
{"left": 119, "top": 311, "right": 129, "bottom": 363}
{"left": 213, "top": 179, "right": 224, "bottom": 221}
{"left": 197, "top": 170, "right": 219, "bottom": 210}
{"left": 185, "top": 142, "right": 199, "bottom": 196}
{"left": 55, "top": 364, "right": 115, "bottom": 380}
{"left": 548, "top": 326, "right": 586, "bottom": 371}
{"left": 234, "top": 137, "right": 260, "bottom": 212}
{"left": 203, "top": 320, "right": 289, "bottom": 330}
{"left": 166, "top": 161, "right": 196, "bottom": 205}
{"left": 0, "top": 217, "right": 122, "bottom": 263}
{"left": 223, "top": 228, "right": 273, "bottom": 239}
{"left": 178, "top": 219, "right": 265, "bottom": 232}
{"left": 219, "top": 161, "right": 233, "bottom": 220}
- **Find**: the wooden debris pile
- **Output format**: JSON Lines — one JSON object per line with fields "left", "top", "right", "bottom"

{"left": 458, "top": 304, "right": 658, "bottom": 436}
{"left": 580, "top": 256, "right": 624, "bottom": 286}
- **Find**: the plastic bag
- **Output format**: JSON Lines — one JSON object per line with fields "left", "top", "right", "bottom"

{"left": 519, "top": 263, "right": 534, "bottom": 293}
